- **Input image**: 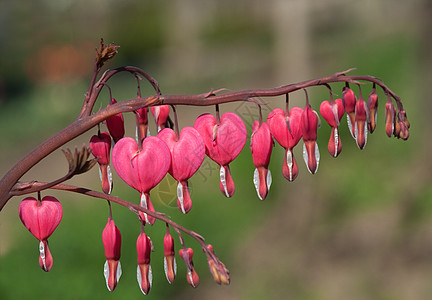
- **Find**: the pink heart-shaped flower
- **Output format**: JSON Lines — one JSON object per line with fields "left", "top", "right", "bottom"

{"left": 194, "top": 112, "right": 247, "bottom": 197}
{"left": 112, "top": 136, "right": 171, "bottom": 224}
{"left": 158, "top": 127, "right": 205, "bottom": 213}
{"left": 19, "top": 196, "right": 63, "bottom": 272}
{"left": 319, "top": 99, "right": 344, "bottom": 128}
{"left": 267, "top": 107, "right": 303, "bottom": 181}
{"left": 320, "top": 99, "right": 345, "bottom": 158}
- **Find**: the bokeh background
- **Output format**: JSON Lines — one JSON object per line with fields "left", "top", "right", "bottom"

{"left": 0, "top": 0, "right": 430, "bottom": 299}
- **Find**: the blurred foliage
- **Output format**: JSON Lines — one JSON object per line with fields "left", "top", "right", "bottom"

{"left": 0, "top": 0, "right": 429, "bottom": 300}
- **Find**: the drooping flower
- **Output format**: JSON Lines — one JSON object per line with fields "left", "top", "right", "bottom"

{"left": 179, "top": 248, "right": 199, "bottom": 288}
{"left": 19, "top": 196, "right": 63, "bottom": 272}
{"left": 106, "top": 98, "right": 125, "bottom": 143}
{"left": 267, "top": 107, "right": 303, "bottom": 181}
{"left": 89, "top": 131, "right": 113, "bottom": 194}
{"left": 319, "top": 98, "right": 345, "bottom": 157}
{"left": 111, "top": 136, "right": 171, "bottom": 224}
{"left": 250, "top": 121, "right": 273, "bottom": 200}
{"left": 158, "top": 127, "right": 205, "bottom": 213}
{"left": 136, "top": 231, "right": 152, "bottom": 295}
{"left": 301, "top": 102, "right": 320, "bottom": 174}
{"left": 151, "top": 105, "right": 170, "bottom": 132}
{"left": 163, "top": 228, "right": 176, "bottom": 284}
{"left": 102, "top": 217, "right": 122, "bottom": 292}
{"left": 385, "top": 99, "right": 395, "bottom": 138}
{"left": 342, "top": 86, "right": 357, "bottom": 139}
{"left": 194, "top": 112, "right": 247, "bottom": 198}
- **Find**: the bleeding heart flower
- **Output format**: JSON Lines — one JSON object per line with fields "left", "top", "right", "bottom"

{"left": 89, "top": 131, "right": 113, "bottom": 194}
{"left": 112, "top": 136, "right": 171, "bottom": 224}
{"left": 179, "top": 248, "right": 199, "bottom": 288}
{"left": 355, "top": 95, "right": 368, "bottom": 150}
{"left": 194, "top": 112, "right": 247, "bottom": 198}
{"left": 367, "top": 88, "right": 378, "bottom": 133}
{"left": 267, "top": 107, "right": 303, "bottom": 181}
{"left": 136, "top": 231, "right": 152, "bottom": 295}
{"left": 319, "top": 98, "right": 345, "bottom": 157}
{"left": 106, "top": 99, "right": 125, "bottom": 143}
{"left": 163, "top": 228, "right": 176, "bottom": 284}
{"left": 342, "top": 86, "right": 357, "bottom": 139}
{"left": 250, "top": 121, "right": 273, "bottom": 200}
{"left": 19, "top": 196, "right": 63, "bottom": 272}
{"left": 158, "top": 127, "right": 205, "bottom": 214}
{"left": 102, "top": 217, "right": 122, "bottom": 292}
{"left": 151, "top": 105, "right": 170, "bottom": 132}
{"left": 301, "top": 103, "right": 320, "bottom": 174}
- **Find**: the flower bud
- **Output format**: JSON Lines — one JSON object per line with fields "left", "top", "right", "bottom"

{"left": 163, "top": 230, "right": 176, "bottom": 284}
{"left": 250, "top": 121, "right": 273, "bottom": 200}
{"left": 342, "top": 86, "right": 357, "bottom": 138}
{"left": 106, "top": 99, "right": 125, "bottom": 143}
{"left": 137, "top": 231, "right": 152, "bottom": 295}
{"left": 385, "top": 100, "right": 395, "bottom": 138}
{"left": 301, "top": 105, "right": 320, "bottom": 174}
{"left": 355, "top": 97, "right": 368, "bottom": 150}
{"left": 367, "top": 89, "right": 378, "bottom": 133}
{"left": 89, "top": 132, "right": 112, "bottom": 194}
{"left": 102, "top": 218, "right": 122, "bottom": 292}
{"left": 179, "top": 248, "right": 199, "bottom": 288}
{"left": 204, "top": 244, "right": 230, "bottom": 285}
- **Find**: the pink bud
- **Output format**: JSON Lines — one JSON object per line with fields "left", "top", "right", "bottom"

{"left": 158, "top": 127, "right": 205, "bottom": 213}
{"left": 342, "top": 87, "right": 357, "bottom": 138}
{"left": 102, "top": 218, "right": 122, "bottom": 292}
{"left": 354, "top": 97, "right": 368, "bottom": 149}
{"left": 204, "top": 244, "right": 230, "bottom": 285}
{"left": 19, "top": 196, "right": 63, "bottom": 272}
{"left": 367, "top": 89, "right": 378, "bottom": 133}
{"left": 151, "top": 105, "right": 170, "bottom": 132}
{"left": 106, "top": 99, "right": 125, "bottom": 143}
{"left": 194, "top": 112, "right": 247, "bottom": 197}
{"left": 385, "top": 100, "right": 395, "bottom": 138}
{"left": 137, "top": 232, "right": 152, "bottom": 295}
{"left": 267, "top": 107, "right": 303, "bottom": 182}
{"left": 301, "top": 105, "right": 320, "bottom": 174}
{"left": 163, "top": 230, "right": 176, "bottom": 284}
{"left": 179, "top": 248, "right": 200, "bottom": 288}
{"left": 89, "top": 132, "right": 112, "bottom": 194}
{"left": 250, "top": 121, "right": 273, "bottom": 200}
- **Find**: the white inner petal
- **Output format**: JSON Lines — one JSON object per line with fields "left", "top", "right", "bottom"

{"left": 107, "top": 165, "right": 113, "bottom": 194}
{"left": 302, "top": 143, "right": 320, "bottom": 174}
{"left": 187, "top": 270, "right": 196, "bottom": 287}
{"left": 314, "top": 142, "right": 320, "bottom": 173}
{"left": 333, "top": 127, "right": 339, "bottom": 157}
{"left": 347, "top": 114, "right": 356, "bottom": 139}
{"left": 177, "top": 181, "right": 186, "bottom": 214}
{"left": 137, "top": 265, "right": 152, "bottom": 295}
{"left": 287, "top": 149, "right": 293, "bottom": 181}
{"left": 220, "top": 166, "right": 229, "bottom": 197}
{"left": 116, "top": 261, "right": 122, "bottom": 284}
{"left": 253, "top": 168, "right": 262, "bottom": 200}
{"left": 267, "top": 169, "right": 272, "bottom": 191}
{"left": 39, "top": 241, "right": 46, "bottom": 270}
{"left": 104, "top": 260, "right": 110, "bottom": 291}
{"left": 363, "top": 124, "right": 368, "bottom": 147}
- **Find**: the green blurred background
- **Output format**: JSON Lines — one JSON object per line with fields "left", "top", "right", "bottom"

{"left": 0, "top": 0, "right": 430, "bottom": 299}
